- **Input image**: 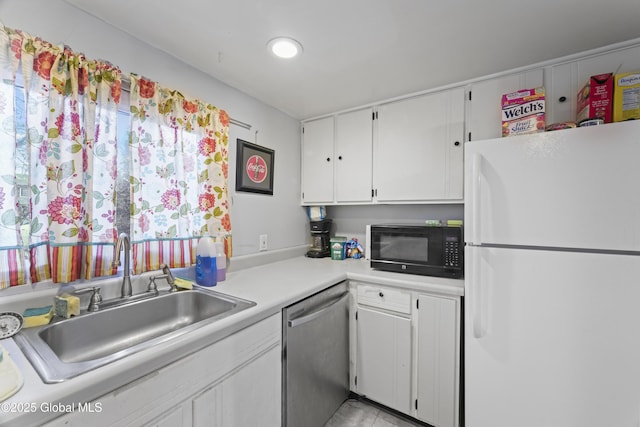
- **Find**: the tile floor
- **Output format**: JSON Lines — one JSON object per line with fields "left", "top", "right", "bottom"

{"left": 324, "top": 398, "right": 426, "bottom": 427}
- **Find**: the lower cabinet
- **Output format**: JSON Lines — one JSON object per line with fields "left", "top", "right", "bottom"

{"left": 416, "top": 293, "right": 461, "bottom": 427}
{"left": 356, "top": 305, "right": 412, "bottom": 414}
{"left": 46, "top": 314, "right": 282, "bottom": 427}
{"left": 144, "top": 344, "right": 281, "bottom": 427}
{"left": 353, "top": 282, "right": 461, "bottom": 427}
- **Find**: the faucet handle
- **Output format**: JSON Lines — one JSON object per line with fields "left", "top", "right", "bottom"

{"left": 147, "top": 265, "right": 177, "bottom": 294}
{"left": 147, "top": 276, "right": 160, "bottom": 295}
{"left": 160, "top": 264, "right": 177, "bottom": 292}
{"left": 74, "top": 287, "right": 102, "bottom": 312}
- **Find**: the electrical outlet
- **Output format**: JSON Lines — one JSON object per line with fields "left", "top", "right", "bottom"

{"left": 259, "top": 234, "right": 268, "bottom": 251}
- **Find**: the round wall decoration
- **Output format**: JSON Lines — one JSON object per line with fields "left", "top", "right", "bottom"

{"left": 246, "top": 154, "right": 268, "bottom": 184}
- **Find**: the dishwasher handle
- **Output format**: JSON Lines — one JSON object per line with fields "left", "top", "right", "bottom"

{"left": 287, "top": 292, "right": 349, "bottom": 328}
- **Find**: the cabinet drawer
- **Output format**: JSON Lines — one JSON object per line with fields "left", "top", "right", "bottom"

{"left": 357, "top": 284, "right": 411, "bottom": 314}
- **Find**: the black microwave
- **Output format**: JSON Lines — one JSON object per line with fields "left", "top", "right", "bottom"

{"left": 370, "top": 224, "right": 463, "bottom": 278}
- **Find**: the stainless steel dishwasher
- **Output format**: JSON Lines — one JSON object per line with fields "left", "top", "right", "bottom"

{"left": 282, "top": 281, "right": 350, "bottom": 427}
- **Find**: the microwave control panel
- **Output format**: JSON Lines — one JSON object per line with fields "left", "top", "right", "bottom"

{"left": 444, "top": 235, "right": 461, "bottom": 267}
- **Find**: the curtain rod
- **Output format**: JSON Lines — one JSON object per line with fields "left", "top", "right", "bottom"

{"left": 120, "top": 75, "right": 252, "bottom": 130}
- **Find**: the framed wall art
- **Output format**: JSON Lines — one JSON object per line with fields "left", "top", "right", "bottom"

{"left": 235, "top": 139, "right": 275, "bottom": 195}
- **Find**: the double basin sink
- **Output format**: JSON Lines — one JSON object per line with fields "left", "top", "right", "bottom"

{"left": 14, "top": 288, "right": 255, "bottom": 383}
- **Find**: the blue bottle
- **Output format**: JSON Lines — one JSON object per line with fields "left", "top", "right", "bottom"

{"left": 196, "top": 236, "right": 217, "bottom": 287}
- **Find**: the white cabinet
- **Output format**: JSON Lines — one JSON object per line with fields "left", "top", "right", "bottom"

{"left": 301, "top": 117, "right": 334, "bottom": 204}
{"left": 300, "top": 40, "right": 640, "bottom": 207}
{"left": 545, "top": 44, "right": 640, "bottom": 124}
{"left": 301, "top": 108, "right": 373, "bottom": 204}
{"left": 416, "top": 294, "right": 461, "bottom": 427}
{"left": 335, "top": 108, "right": 373, "bottom": 203}
{"left": 46, "top": 314, "right": 282, "bottom": 427}
{"left": 145, "top": 402, "right": 192, "bottom": 427}
{"left": 191, "top": 384, "right": 221, "bottom": 427}
{"left": 356, "top": 285, "right": 412, "bottom": 414}
{"left": 466, "top": 69, "right": 543, "bottom": 141}
{"left": 353, "top": 282, "right": 461, "bottom": 427}
{"left": 356, "top": 306, "right": 412, "bottom": 414}
{"left": 374, "top": 87, "right": 465, "bottom": 202}
{"left": 219, "top": 345, "right": 281, "bottom": 426}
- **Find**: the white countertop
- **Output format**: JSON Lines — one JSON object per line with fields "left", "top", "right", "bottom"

{"left": 0, "top": 256, "right": 463, "bottom": 426}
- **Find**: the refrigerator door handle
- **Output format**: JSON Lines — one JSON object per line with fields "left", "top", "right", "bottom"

{"left": 470, "top": 153, "right": 483, "bottom": 245}
{"left": 469, "top": 247, "right": 485, "bottom": 338}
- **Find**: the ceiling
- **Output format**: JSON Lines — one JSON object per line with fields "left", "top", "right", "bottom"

{"left": 65, "top": 0, "right": 640, "bottom": 120}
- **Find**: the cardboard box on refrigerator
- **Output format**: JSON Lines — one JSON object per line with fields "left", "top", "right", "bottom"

{"left": 501, "top": 87, "right": 545, "bottom": 137}
{"left": 576, "top": 73, "right": 613, "bottom": 123}
{"left": 613, "top": 71, "right": 640, "bottom": 122}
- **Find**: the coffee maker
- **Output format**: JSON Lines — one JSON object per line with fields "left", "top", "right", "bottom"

{"left": 306, "top": 219, "right": 332, "bottom": 258}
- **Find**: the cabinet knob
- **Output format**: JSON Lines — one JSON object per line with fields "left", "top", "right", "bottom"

{"left": 338, "top": 156, "right": 343, "bottom": 160}
{"left": 326, "top": 157, "right": 331, "bottom": 162}
{"left": 378, "top": 292, "right": 384, "bottom": 298}
{"left": 558, "top": 96, "right": 567, "bottom": 103}
{"left": 454, "top": 141, "right": 460, "bottom": 146}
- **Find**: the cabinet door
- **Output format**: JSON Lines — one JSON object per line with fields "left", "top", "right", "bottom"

{"left": 302, "top": 117, "right": 334, "bottom": 203}
{"left": 416, "top": 294, "right": 460, "bottom": 427}
{"left": 546, "top": 44, "right": 640, "bottom": 124}
{"left": 374, "top": 87, "right": 464, "bottom": 202}
{"left": 145, "top": 405, "right": 190, "bottom": 427}
{"left": 467, "top": 69, "right": 543, "bottom": 141}
{"left": 192, "top": 384, "right": 222, "bottom": 427}
{"left": 220, "top": 345, "right": 281, "bottom": 427}
{"left": 356, "top": 305, "right": 411, "bottom": 414}
{"left": 335, "top": 108, "right": 373, "bottom": 202}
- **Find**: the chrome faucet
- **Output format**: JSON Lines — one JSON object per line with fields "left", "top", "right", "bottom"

{"left": 147, "top": 264, "right": 178, "bottom": 294}
{"left": 74, "top": 286, "right": 103, "bottom": 312}
{"left": 113, "top": 233, "right": 132, "bottom": 298}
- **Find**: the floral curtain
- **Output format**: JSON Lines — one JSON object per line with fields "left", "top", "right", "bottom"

{"left": 129, "top": 74, "right": 231, "bottom": 274}
{"left": 0, "top": 26, "right": 121, "bottom": 287}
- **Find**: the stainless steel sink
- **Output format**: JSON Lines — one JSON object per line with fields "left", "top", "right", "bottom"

{"left": 14, "top": 288, "right": 255, "bottom": 383}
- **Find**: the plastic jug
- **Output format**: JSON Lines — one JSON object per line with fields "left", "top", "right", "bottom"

{"left": 196, "top": 236, "right": 217, "bottom": 287}
{"left": 215, "top": 241, "right": 226, "bottom": 282}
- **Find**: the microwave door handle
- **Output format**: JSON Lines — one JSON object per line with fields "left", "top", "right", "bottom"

{"left": 471, "top": 153, "right": 483, "bottom": 245}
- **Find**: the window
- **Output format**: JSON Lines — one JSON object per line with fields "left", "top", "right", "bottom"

{"left": 0, "top": 25, "right": 231, "bottom": 287}
{"left": 14, "top": 78, "right": 30, "bottom": 234}
{"left": 116, "top": 91, "right": 131, "bottom": 238}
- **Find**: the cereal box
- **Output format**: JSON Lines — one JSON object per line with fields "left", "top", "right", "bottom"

{"left": 613, "top": 71, "right": 640, "bottom": 122}
{"left": 576, "top": 73, "right": 613, "bottom": 123}
{"left": 501, "top": 87, "right": 546, "bottom": 137}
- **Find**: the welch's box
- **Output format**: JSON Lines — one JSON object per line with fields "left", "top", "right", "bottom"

{"left": 501, "top": 87, "right": 546, "bottom": 137}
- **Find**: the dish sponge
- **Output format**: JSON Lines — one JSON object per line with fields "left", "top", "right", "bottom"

{"left": 54, "top": 293, "right": 80, "bottom": 319}
{"left": 174, "top": 277, "right": 193, "bottom": 290}
{"left": 22, "top": 305, "right": 54, "bottom": 328}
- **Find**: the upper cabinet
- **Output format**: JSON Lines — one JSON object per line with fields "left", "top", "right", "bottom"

{"left": 466, "top": 69, "right": 543, "bottom": 141}
{"left": 335, "top": 109, "right": 374, "bottom": 203}
{"left": 301, "top": 108, "right": 373, "bottom": 205}
{"left": 301, "top": 117, "right": 334, "bottom": 204}
{"left": 301, "top": 39, "right": 640, "bottom": 206}
{"left": 545, "top": 44, "right": 640, "bottom": 124}
{"left": 374, "top": 87, "right": 465, "bottom": 203}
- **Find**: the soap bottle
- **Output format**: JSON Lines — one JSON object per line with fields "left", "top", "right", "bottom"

{"left": 196, "top": 235, "right": 217, "bottom": 287}
{"left": 215, "top": 240, "right": 226, "bottom": 282}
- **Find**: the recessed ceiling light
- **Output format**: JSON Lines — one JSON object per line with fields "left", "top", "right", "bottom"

{"left": 267, "top": 37, "right": 303, "bottom": 59}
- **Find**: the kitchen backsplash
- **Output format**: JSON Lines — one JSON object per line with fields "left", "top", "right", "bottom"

{"left": 326, "top": 204, "right": 464, "bottom": 244}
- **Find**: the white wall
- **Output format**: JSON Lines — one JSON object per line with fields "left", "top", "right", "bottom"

{"left": 327, "top": 204, "right": 464, "bottom": 245}
{"left": 0, "top": 0, "right": 309, "bottom": 258}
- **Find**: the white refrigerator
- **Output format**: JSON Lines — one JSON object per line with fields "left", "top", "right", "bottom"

{"left": 464, "top": 120, "right": 640, "bottom": 427}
